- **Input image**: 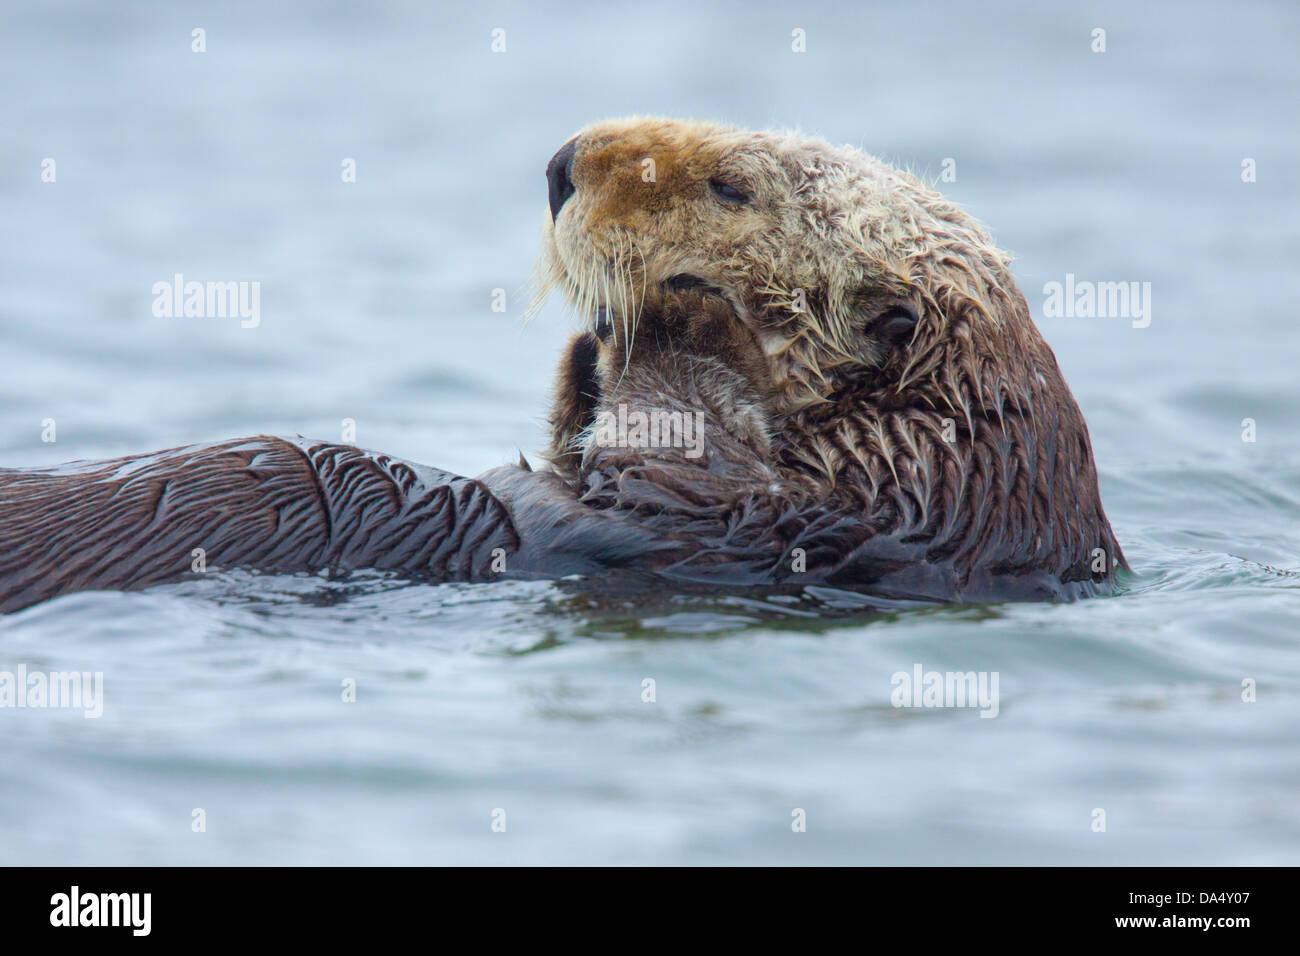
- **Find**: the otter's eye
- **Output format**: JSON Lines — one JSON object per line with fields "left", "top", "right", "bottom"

{"left": 867, "top": 304, "right": 919, "bottom": 346}
{"left": 709, "top": 179, "right": 750, "bottom": 205}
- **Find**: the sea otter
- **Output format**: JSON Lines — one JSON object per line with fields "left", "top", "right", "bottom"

{"left": 0, "top": 117, "right": 1125, "bottom": 614}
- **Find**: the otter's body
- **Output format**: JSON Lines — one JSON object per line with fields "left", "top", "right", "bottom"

{"left": 0, "top": 117, "right": 1126, "bottom": 613}
{"left": 0, "top": 423, "right": 1108, "bottom": 614}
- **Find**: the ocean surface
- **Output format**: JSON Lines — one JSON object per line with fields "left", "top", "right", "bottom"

{"left": 1, "top": 0, "right": 1297, "bottom": 865}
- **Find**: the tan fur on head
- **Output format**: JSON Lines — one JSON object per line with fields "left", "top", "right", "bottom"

{"left": 534, "top": 116, "right": 1036, "bottom": 420}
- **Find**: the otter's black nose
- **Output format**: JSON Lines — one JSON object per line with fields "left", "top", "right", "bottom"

{"left": 546, "top": 139, "right": 578, "bottom": 221}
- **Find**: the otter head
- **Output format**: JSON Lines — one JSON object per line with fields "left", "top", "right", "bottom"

{"left": 536, "top": 117, "right": 1057, "bottom": 478}
{"left": 532, "top": 117, "right": 1124, "bottom": 590}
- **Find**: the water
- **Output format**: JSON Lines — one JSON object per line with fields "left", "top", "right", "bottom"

{"left": 1, "top": 0, "right": 1298, "bottom": 864}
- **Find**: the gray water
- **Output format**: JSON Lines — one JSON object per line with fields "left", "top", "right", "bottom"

{"left": 1, "top": 0, "right": 1298, "bottom": 865}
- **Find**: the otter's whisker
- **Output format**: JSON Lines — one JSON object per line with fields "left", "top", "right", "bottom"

{"left": 616, "top": 239, "right": 634, "bottom": 374}
{"left": 633, "top": 241, "right": 648, "bottom": 334}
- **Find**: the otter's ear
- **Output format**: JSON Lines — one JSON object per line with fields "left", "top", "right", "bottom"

{"left": 546, "top": 331, "right": 603, "bottom": 479}
{"left": 861, "top": 301, "right": 919, "bottom": 349}
{"left": 848, "top": 291, "right": 921, "bottom": 366}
